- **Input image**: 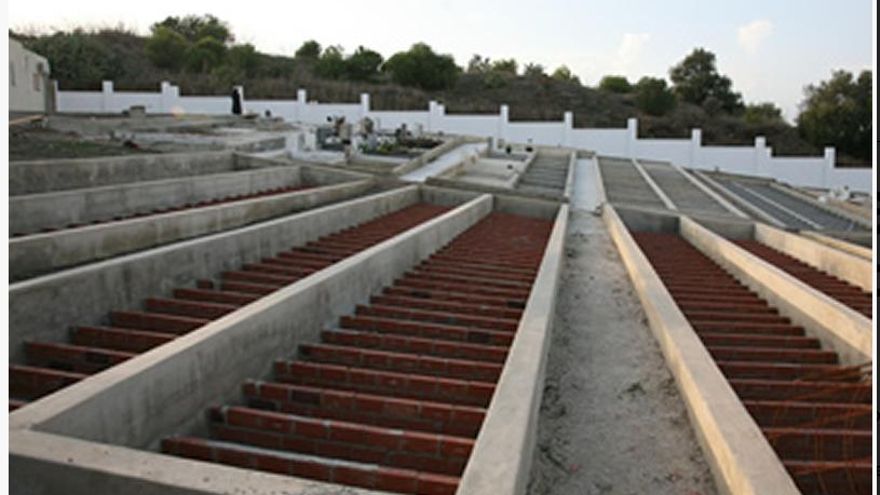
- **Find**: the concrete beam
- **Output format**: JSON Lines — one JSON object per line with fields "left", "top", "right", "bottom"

{"left": 603, "top": 205, "right": 800, "bottom": 495}
{"left": 10, "top": 179, "right": 376, "bottom": 281}
{"left": 680, "top": 217, "right": 871, "bottom": 365}
{"left": 13, "top": 194, "right": 492, "bottom": 443}
{"left": 692, "top": 171, "right": 787, "bottom": 228}
{"left": 675, "top": 166, "right": 749, "bottom": 218}
{"left": 11, "top": 165, "right": 306, "bottom": 235}
{"left": 9, "top": 150, "right": 238, "bottom": 196}
{"left": 457, "top": 203, "right": 567, "bottom": 495}
{"left": 9, "top": 186, "right": 421, "bottom": 363}
{"left": 631, "top": 159, "right": 676, "bottom": 210}
{"left": 753, "top": 223, "right": 871, "bottom": 291}
{"left": 800, "top": 231, "right": 872, "bottom": 261}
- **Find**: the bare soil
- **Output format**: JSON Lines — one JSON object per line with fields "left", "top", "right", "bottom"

{"left": 527, "top": 210, "right": 718, "bottom": 495}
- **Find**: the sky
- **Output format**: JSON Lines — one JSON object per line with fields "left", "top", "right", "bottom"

{"left": 7, "top": 0, "right": 875, "bottom": 121}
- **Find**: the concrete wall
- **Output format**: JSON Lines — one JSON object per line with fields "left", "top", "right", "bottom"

{"left": 9, "top": 151, "right": 240, "bottom": 196}
{"left": 603, "top": 205, "right": 800, "bottom": 495}
{"left": 754, "top": 224, "right": 872, "bottom": 291}
{"left": 458, "top": 204, "right": 566, "bottom": 495}
{"left": 10, "top": 194, "right": 493, "bottom": 495}
{"left": 10, "top": 178, "right": 377, "bottom": 281}
{"left": 11, "top": 165, "right": 305, "bottom": 234}
{"left": 680, "top": 217, "right": 872, "bottom": 366}
{"left": 9, "top": 39, "right": 50, "bottom": 113}
{"left": 53, "top": 83, "right": 872, "bottom": 192}
{"left": 8, "top": 186, "right": 423, "bottom": 363}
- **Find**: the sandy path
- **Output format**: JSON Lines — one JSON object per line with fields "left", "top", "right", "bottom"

{"left": 527, "top": 210, "right": 718, "bottom": 495}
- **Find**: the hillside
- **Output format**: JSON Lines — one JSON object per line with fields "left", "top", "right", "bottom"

{"left": 12, "top": 28, "right": 849, "bottom": 159}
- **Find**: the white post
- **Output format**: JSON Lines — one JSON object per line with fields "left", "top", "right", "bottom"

{"left": 360, "top": 93, "right": 370, "bottom": 120}
{"left": 754, "top": 136, "right": 768, "bottom": 177}
{"left": 235, "top": 85, "right": 244, "bottom": 115}
{"left": 499, "top": 104, "right": 510, "bottom": 147}
{"left": 626, "top": 118, "right": 638, "bottom": 158}
{"left": 296, "top": 88, "right": 307, "bottom": 122}
{"left": 562, "top": 111, "right": 573, "bottom": 147}
{"left": 101, "top": 80, "right": 114, "bottom": 113}
{"left": 823, "top": 147, "right": 836, "bottom": 190}
{"left": 689, "top": 128, "right": 702, "bottom": 167}
{"left": 160, "top": 81, "right": 179, "bottom": 114}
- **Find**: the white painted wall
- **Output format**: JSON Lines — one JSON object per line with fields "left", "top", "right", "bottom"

{"left": 9, "top": 38, "right": 50, "bottom": 113}
{"left": 53, "top": 81, "right": 873, "bottom": 192}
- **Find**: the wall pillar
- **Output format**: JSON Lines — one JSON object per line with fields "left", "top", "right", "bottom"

{"left": 562, "top": 111, "right": 573, "bottom": 147}
{"left": 689, "top": 128, "right": 702, "bottom": 167}
{"left": 360, "top": 93, "right": 370, "bottom": 120}
{"left": 625, "top": 118, "right": 638, "bottom": 157}
{"left": 295, "top": 88, "right": 308, "bottom": 123}
{"left": 823, "top": 147, "right": 836, "bottom": 189}
{"left": 159, "top": 81, "right": 179, "bottom": 114}
{"left": 101, "top": 80, "right": 114, "bottom": 113}
{"left": 498, "top": 104, "right": 510, "bottom": 148}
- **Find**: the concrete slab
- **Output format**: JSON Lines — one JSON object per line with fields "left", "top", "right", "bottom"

{"left": 603, "top": 205, "right": 800, "bottom": 495}
{"left": 400, "top": 142, "right": 487, "bottom": 182}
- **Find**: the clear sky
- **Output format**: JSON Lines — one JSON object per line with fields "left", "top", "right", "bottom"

{"left": 8, "top": 0, "right": 875, "bottom": 120}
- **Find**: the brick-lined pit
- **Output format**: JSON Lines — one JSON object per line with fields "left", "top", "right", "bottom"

{"left": 733, "top": 240, "right": 872, "bottom": 317}
{"left": 162, "top": 212, "right": 553, "bottom": 495}
{"left": 11, "top": 184, "right": 314, "bottom": 238}
{"left": 633, "top": 232, "right": 871, "bottom": 495}
{"left": 9, "top": 204, "right": 449, "bottom": 410}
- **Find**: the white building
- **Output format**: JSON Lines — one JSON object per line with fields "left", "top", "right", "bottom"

{"left": 9, "top": 37, "right": 51, "bottom": 113}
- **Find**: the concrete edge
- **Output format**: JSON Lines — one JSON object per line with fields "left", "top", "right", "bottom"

{"left": 800, "top": 231, "right": 873, "bottom": 261}
{"left": 11, "top": 194, "right": 493, "bottom": 434}
{"left": 591, "top": 154, "right": 607, "bottom": 206}
{"left": 602, "top": 205, "right": 800, "bottom": 495}
{"left": 9, "top": 418, "right": 384, "bottom": 495}
{"left": 631, "top": 158, "right": 676, "bottom": 210}
{"left": 456, "top": 203, "right": 568, "bottom": 495}
{"left": 9, "top": 179, "right": 376, "bottom": 281}
{"left": 691, "top": 171, "right": 786, "bottom": 228}
{"left": 425, "top": 176, "right": 564, "bottom": 203}
{"left": 675, "top": 165, "right": 749, "bottom": 218}
{"left": 561, "top": 151, "right": 577, "bottom": 201}
{"left": 753, "top": 223, "right": 872, "bottom": 292}
{"left": 680, "top": 216, "right": 872, "bottom": 365}
{"left": 509, "top": 150, "right": 538, "bottom": 190}
{"left": 391, "top": 136, "right": 466, "bottom": 176}
{"left": 769, "top": 182, "right": 872, "bottom": 229}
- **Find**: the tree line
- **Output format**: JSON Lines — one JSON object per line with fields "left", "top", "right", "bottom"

{"left": 16, "top": 14, "right": 873, "bottom": 162}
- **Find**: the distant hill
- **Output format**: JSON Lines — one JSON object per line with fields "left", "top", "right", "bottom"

{"left": 12, "top": 28, "right": 840, "bottom": 159}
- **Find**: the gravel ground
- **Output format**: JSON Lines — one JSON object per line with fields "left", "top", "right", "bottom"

{"left": 527, "top": 210, "right": 718, "bottom": 495}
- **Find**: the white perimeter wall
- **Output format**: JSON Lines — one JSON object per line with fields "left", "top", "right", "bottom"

{"left": 55, "top": 81, "right": 872, "bottom": 192}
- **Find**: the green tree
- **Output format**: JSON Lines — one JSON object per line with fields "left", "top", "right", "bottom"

{"left": 797, "top": 70, "right": 872, "bottom": 162}
{"left": 466, "top": 54, "right": 490, "bottom": 74}
{"left": 314, "top": 45, "right": 346, "bottom": 79}
{"left": 490, "top": 58, "right": 518, "bottom": 76}
{"left": 153, "top": 14, "right": 233, "bottom": 44}
{"left": 598, "top": 75, "right": 632, "bottom": 93}
{"left": 25, "top": 30, "right": 124, "bottom": 88}
{"left": 634, "top": 77, "right": 676, "bottom": 116}
{"left": 523, "top": 62, "right": 545, "bottom": 78}
{"left": 145, "top": 26, "right": 189, "bottom": 70}
{"left": 345, "top": 46, "right": 383, "bottom": 81}
{"left": 669, "top": 48, "right": 742, "bottom": 112}
{"left": 185, "top": 37, "right": 227, "bottom": 72}
{"left": 743, "top": 102, "right": 783, "bottom": 125}
{"left": 226, "top": 43, "right": 261, "bottom": 77}
{"left": 550, "top": 65, "right": 580, "bottom": 84}
{"left": 295, "top": 40, "right": 321, "bottom": 60}
{"left": 383, "top": 43, "right": 460, "bottom": 90}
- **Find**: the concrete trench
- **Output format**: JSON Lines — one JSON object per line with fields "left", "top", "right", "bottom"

{"left": 10, "top": 203, "right": 451, "bottom": 411}
{"left": 731, "top": 241, "right": 871, "bottom": 317}
{"left": 162, "top": 212, "right": 554, "bottom": 494}
{"left": 632, "top": 232, "right": 870, "bottom": 494}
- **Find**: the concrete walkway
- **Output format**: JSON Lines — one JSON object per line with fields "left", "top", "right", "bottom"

{"left": 571, "top": 158, "right": 602, "bottom": 211}
{"left": 528, "top": 211, "right": 718, "bottom": 495}
{"left": 401, "top": 142, "right": 487, "bottom": 182}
